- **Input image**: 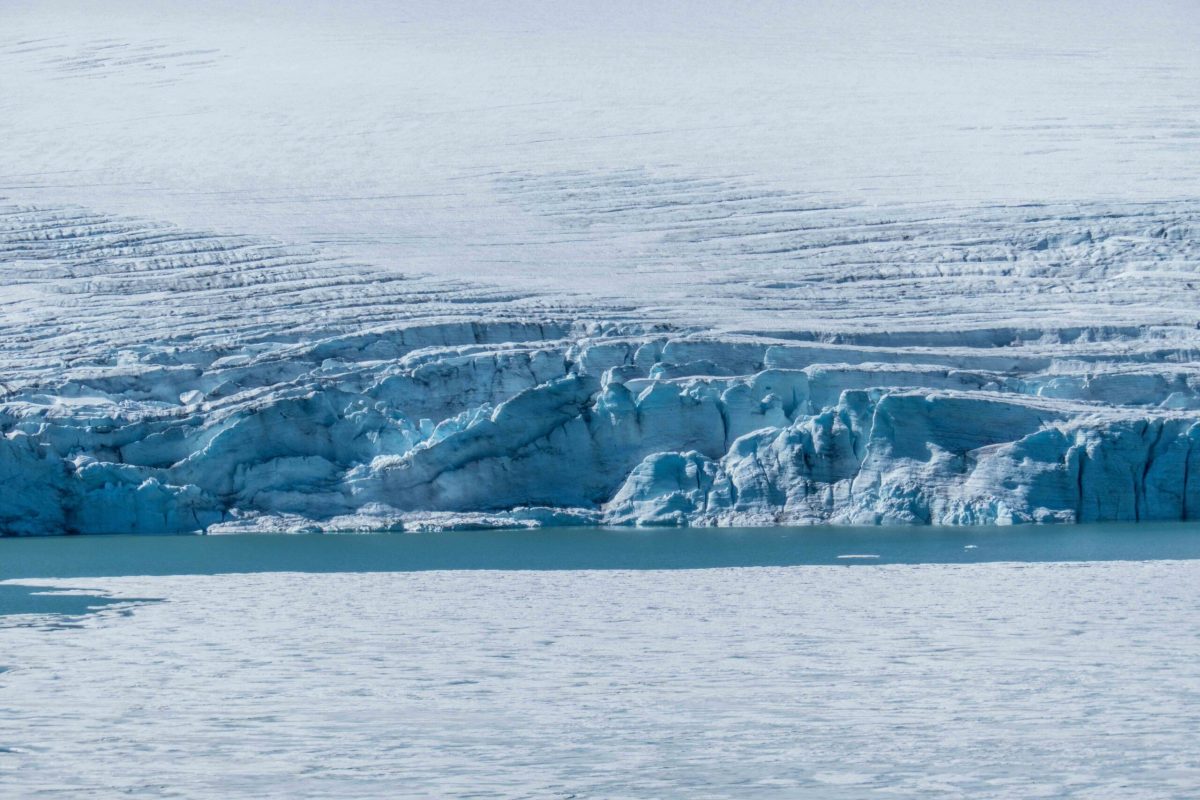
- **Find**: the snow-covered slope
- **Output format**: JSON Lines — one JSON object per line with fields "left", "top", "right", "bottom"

{"left": 2, "top": 1, "right": 1200, "bottom": 533}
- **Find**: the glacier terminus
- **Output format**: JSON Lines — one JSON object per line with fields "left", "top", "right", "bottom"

{"left": 2, "top": 0, "right": 1200, "bottom": 534}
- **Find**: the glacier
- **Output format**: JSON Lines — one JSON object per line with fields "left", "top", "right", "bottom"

{"left": 3, "top": 1, "right": 1200, "bottom": 534}
{"left": 7, "top": 302, "right": 1200, "bottom": 534}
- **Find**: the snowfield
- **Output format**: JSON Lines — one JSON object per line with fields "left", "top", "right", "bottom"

{"left": 3, "top": 1, "right": 1200, "bottom": 533}
{"left": 4, "top": 560, "right": 1200, "bottom": 797}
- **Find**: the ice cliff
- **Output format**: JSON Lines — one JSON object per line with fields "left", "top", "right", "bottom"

{"left": 6, "top": 300, "right": 1200, "bottom": 533}
{"left": 5, "top": 173, "right": 1200, "bottom": 538}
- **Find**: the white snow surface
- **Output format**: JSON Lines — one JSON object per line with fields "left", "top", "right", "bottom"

{"left": 3, "top": 561, "right": 1200, "bottom": 797}
{"left": 3, "top": 1, "right": 1200, "bottom": 532}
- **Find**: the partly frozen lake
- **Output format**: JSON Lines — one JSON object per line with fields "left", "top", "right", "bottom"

{"left": 3, "top": 526, "right": 1200, "bottom": 798}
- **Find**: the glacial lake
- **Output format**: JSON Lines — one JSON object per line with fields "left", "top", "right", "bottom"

{"left": 5, "top": 522, "right": 1200, "bottom": 583}
{"left": 3, "top": 523, "right": 1200, "bottom": 621}
{"left": 4, "top": 524, "right": 1200, "bottom": 798}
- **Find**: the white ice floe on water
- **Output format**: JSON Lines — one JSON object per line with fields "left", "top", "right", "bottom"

{"left": 3, "top": 561, "right": 1200, "bottom": 797}
{"left": 2, "top": 1, "right": 1200, "bottom": 533}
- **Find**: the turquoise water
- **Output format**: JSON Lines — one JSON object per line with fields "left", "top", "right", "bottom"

{"left": 3, "top": 523, "right": 1200, "bottom": 620}
{"left": 4, "top": 522, "right": 1200, "bottom": 581}
{"left": 0, "top": 583, "right": 145, "bottom": 619}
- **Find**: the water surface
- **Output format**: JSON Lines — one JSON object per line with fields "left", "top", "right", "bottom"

{"left": 4, "top": 525, "right": 1200, "bottom": 798}
{"left": 4, "top": 522, "right": 1200, "bottom": 583}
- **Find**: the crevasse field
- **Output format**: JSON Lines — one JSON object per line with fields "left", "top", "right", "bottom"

{"left": 2, "top": 0, "right": 1200, "bottom": 532}
{"left": 4, "top": 2, "right": 1200, "bottom": 797}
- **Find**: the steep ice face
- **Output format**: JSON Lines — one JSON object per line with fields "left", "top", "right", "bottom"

{"left": 6, "top": 310, "right": 1200, "bottom": 533}
{"left": 2, "top": 2, "right": 1200, "bottom": 533}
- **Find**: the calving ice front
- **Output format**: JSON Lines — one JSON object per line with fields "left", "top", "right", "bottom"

{"left": 4, "top": 315, "right": 1200, "bottom": 534}
{"left": 2, "top": 0, "right": 1200, "bottom": 534}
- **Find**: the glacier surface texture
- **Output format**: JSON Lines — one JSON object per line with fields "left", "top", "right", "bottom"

{"left": 3, "top": 1, "right": 1200, "bottom": 533}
